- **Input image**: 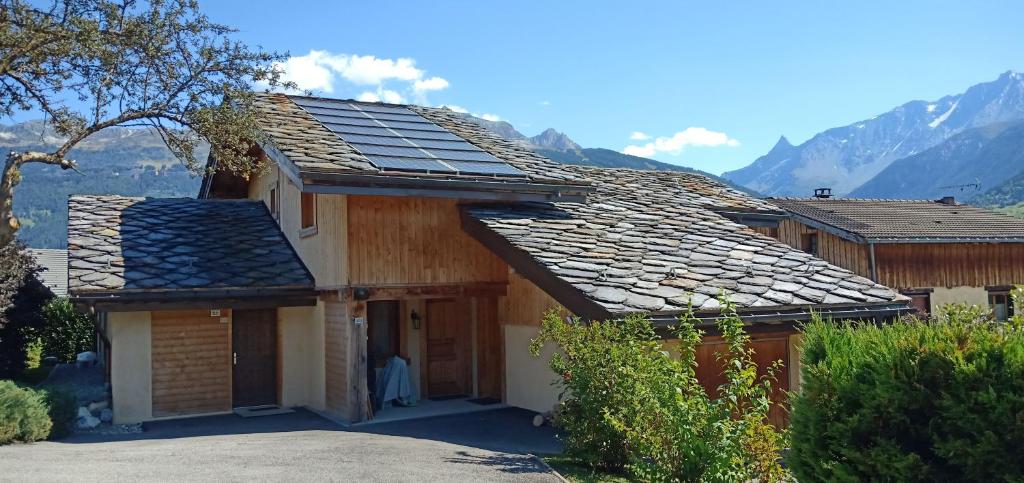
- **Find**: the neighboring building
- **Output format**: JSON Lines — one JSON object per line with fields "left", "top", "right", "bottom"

{"left": 28, "top": 248, "right": 68, "bottom": 296}
{"left": 769, "top": 195, "right": 1024, "bottom": 318}
{"left": 68, "top": 93, "right": 908, "bottom": 426}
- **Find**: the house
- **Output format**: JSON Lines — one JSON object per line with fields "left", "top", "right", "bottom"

{"left": 67, "top": 93, "right": 908, "bottom": 426}
{"left": 28, "top": 248, "right": 68, "bottom": 296}
{"left": 769, "top": 193, "right": 1024, "bottom": 318}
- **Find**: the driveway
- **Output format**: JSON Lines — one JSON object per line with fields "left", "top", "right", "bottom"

{"left": 0, "top": 408, "right": 563, "bottom": 482}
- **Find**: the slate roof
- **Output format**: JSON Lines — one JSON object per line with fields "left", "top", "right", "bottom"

{"left": 585, "top": 168, "right": 783, "bottom": 216}
{"left": 769, "top": 197, "right": 1024, "bottom": 242}
{"left": 67, "top": 195, "right": 314, "bottom": 299}
{"left": 248, "top": 92, "right": 588, "bottom": 186}
{"left": 28, "top": 249, "right": 68, "bottom": 296}
{"left": 463, "top": 165, "right": 905, "bottom": 318}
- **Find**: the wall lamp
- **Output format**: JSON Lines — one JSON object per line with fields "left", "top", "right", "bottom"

{"left": 411, "top": 310, "right": 421, "bottom": 330}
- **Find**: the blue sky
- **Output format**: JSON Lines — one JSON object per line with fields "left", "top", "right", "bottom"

{"left": 34, "top": 1, "right": 1024, "bottom": 175}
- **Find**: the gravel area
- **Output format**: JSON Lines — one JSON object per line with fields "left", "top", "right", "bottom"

{"left": 0, "top": 408, "right": 561, "bottom": 482}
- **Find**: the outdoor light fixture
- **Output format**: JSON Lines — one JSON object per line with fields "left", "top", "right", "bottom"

{"left": 411, "top": 310, "right": 421, "bottom": 330}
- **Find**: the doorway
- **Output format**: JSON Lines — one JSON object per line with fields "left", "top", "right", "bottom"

{"left": 232, "top": 308, "right": 277, "bottom": 408}
{"left": 423, "top": 299, "right": 471, "bottom": 398}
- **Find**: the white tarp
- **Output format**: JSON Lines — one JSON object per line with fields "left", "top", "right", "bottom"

{"left": 375, "top": 356, "right": 417, "bottom": 408}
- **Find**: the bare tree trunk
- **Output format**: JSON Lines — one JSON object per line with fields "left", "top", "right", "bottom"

{"left": 0, "top": 152, "right": 24, "bottom": 249}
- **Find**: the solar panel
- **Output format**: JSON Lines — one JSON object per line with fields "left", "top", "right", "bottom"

{"left": 290, "top": 96, "right": 529, "bottom": 178}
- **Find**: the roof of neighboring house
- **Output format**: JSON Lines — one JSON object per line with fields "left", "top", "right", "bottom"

{"left": 67, "top": 195, "right": 315, "bottom": 304}
{"left": 592, "top": 168, "right": 785, "bottom": 218}
{"left": 769, "top": 197, "right": 1024, "bottom": 243}
{"left": 201, "top": 93, "right": 592, "bottom": 201}
{"left": 28, "top": 248, "right": 68, "bottom": 296}
{"left": 462, "top": 166, "right": 906, "bottom": 322}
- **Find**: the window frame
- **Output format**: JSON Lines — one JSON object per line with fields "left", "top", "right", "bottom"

{"left": 299, "top": 192, "right": 317, "bottom": 237}
{"left": 987, "top": 285, "right": 1015, "bottom": 322}
{"left": 901, "top": 288, "right": 933, "bottom": 316}
{"left": 801, "top": 232, "right": 818, "bottom": 255}
{"left": 268, "top": 183, "right": 279, "bottom": 220}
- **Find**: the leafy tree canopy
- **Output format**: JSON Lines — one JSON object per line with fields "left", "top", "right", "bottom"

{"left": 0, "top": 0, "right": 292, "bottom": 247}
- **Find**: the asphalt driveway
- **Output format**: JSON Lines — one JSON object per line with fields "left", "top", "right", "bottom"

{"left": 0, "top": 408, "right": 562, "bottom": 482}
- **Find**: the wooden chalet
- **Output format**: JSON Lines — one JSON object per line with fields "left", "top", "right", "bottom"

{"left": 769, "top": 194, "right": 1024, "bottom": 318}
{"left": 68, "top": 93, "right": 908, "bottom": 427}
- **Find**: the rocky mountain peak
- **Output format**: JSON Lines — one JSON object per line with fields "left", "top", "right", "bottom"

{"left": 529, "top": 128, "right": 581, "bottom": 152}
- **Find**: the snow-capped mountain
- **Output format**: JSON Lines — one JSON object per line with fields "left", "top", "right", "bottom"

{"left": 723, "top": 71, "right": 1024, "bottom": 197}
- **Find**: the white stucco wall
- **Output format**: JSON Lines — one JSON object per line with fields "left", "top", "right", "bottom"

{"left": 108, "top": 311, "right": 152, "bottom": 424}
{"left": 930, "top": 286, "right": 989, "bottom": 313}
{"left": 504, "top": 324, "right": 561, "bottom": 414}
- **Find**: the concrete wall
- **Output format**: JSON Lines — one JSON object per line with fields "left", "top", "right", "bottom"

{"left": 930, "top": 286, "right": 989, "bottom": 313}
{"left": 279, "top": 304, "right": 326, "bottom": 411}
{"left": 503, "top": 324, "right": 561, "bottom": 413}
{"left": 108, "top": 312, "right": 152, "bottom": 424}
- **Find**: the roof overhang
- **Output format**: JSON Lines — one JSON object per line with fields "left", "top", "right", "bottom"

{"left": 71, "top": 287, "right": 318, "bottom": 313}
{"left": 713, "top": 209, "right": 788, "bottom": 228}
{"left": 302, "top": 170, "right": 592, "bottom": 203}
{"left": 645, "top": 301, "right": 912, "bottom": 333}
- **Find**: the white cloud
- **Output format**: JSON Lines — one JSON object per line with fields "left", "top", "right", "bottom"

{"left": 629, "top": 131, "right": 651, "bottom": 141}
{"left": 438, "top": 104, "right": 502, "bottom": 123}
{"left": 479, "top": 113, "right": 502, "bottom": 122}
{"left": 622, "top": 127, "right": 739, "bottom": 157}
{"left": 356, "top": 89, "right": 407, "bottom": 104}
{"left": 270, "top": 50, "right": 448, "bottom": 103}
{"left": 413, "top": 76, "right": 449, "bottom": 93}
{"left": 439, "top": 104, "right": 469, "bottom": 113}
{"left": 539, "top": 100, "right": 551, "bottom": 106}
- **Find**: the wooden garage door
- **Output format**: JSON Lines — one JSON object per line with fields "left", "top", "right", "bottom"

{"left": 151, "top": 310, "right": 231, "bottom": 418}
{"left": 695, "top": 333, "right": 791, "bottom": 427}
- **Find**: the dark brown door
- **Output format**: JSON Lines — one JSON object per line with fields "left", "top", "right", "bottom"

{"left": 232, "top": 309, "right": 277, "bottom": 407}
{"left": 424, "top": 299, "right": 471, "bottom": 398}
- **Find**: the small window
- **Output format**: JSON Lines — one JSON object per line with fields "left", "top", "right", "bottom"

{"left": 801, "top": 233, "right": 818, "bottom": 255}
{"left": 988, "top": 289, "right": 1014, "bottom": 322}
{"left": 902, "top": 289, "right": 932, "bottom": 316}
{"left": 300, "top": 192, "right": 316, "bottom": 234}
{"left": 269, "top": 187, "right": 278, "bottom": 218}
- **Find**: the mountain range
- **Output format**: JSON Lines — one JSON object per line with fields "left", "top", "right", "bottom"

{"left": 724, "top": 71, "right": 1024, "bottom": 200}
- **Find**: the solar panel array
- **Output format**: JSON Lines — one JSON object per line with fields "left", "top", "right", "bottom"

{"left": 290, "top": 97, "right": 527, "bottom": 178}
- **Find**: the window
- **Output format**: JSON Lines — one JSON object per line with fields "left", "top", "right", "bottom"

{"left": 268, "top": 187, "right": 278, "bottom": 219}
{"left": 988, "top": 287, "right": 1015, "bottom": 321}
{"left": 300, "top": 192, "right": 316, "bottom": 235}
{"left": 902, "top": 289, "right": 932, "bottom": 316}
{"left": 801, "top": 233, "right": 818, "bottom": 255}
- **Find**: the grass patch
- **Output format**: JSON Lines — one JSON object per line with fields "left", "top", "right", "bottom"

{"left": 542, "top": 455, "right": 631, "bottom": 483}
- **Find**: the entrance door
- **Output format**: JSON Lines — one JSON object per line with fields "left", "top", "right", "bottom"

{"left": 232, "top": 308, "right": 277, "bottom": 407}
{"left": 424, "top": 299, "right": 471, "bottom": 398}
{"left": 696, "top": 333, "right": 791, "bottom": 427}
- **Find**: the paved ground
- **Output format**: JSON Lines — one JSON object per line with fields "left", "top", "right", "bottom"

{"left": 0, "top": 408, "right": 562, "bottom": 482}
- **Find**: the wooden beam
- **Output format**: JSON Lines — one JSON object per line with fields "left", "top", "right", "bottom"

{"left": 86, "top": 296, "right": 317, "bottom": 313}
{"left": 460, "top": 212, "right": 613, "bottom": 322}
{"left": 337, "top": 282, "right": 508, "bottom": 301}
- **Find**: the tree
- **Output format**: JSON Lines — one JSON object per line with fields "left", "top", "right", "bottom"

{"left": 0, "top": 241, "right": 51, "bottom": 378}
{"left": 0, "top": 0, "right": 292, "bottom": 247}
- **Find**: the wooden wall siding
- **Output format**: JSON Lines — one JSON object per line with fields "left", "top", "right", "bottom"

{"left": 347, "top": 196, "right": 508, "bottom": 286}
{"left": 151, "top": 310, "right": 231, "bottom": 418}
{"left": 875, "top": 243, "right": 1024, "bottom": 289}
{"left": 248, "top": 165, "right": 348, "bottom": 287}
{"left": 475, "top": 296, "right": 504, "bottom": 400}
{"left": 749, "top": 226, "right": 778, "bottom": 239}
{"left": 776, "top": 219, "right": 871, "bottom": 278}
{"left": 503, "top": 271, "right": 564, "bottom": 327}
{"left": 695, "top": 331, "right": 793, "bottom": 428}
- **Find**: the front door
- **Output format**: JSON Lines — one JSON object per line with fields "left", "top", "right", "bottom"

{"left": 424, "top": 299, "right": 471, "bottom": 398}
{"left": 232, "top": 308, "right": 277, "bottom": 407}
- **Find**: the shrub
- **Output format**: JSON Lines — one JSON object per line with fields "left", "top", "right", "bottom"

{"left": 530, "top": 301, "right": 788, "bottom": 481}
{"left": 789, "top": 306, "right": 1024, "bottom": 482}
{"left": 40, "top": 297, "right": 96, "bottom": 362}
{"left": 40, "top": 385, "right": 77, "bottom": 440}
{"left": 0, "top": 380, "right": 52, "bottom": 444}
{"left": 0, "top": 243, "right": 52, "bottom": 379}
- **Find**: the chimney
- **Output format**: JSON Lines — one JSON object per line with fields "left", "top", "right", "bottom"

{"left": 937, "top": 196, "right": 956, "bottom": 205}
{"left": 813, "top": 188, "right": 832, "bottom": 199}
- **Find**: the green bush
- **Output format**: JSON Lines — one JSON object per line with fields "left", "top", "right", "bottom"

{"left": 0, "top": 242, "right": 52, "bottom": 379}
{"left": 789, "top": 306, "right": 1024, "bottom": 482}
{"left": 530, "top": 301, "right": 788, "bottom": 482}
{"left": 40, "top": 385, "right": 77, "bottom": 440}
{"left": 0, "top": 380, "right": 52, "bottom": 444}
{"left": 40, "top": 297, "right": 96, "bottom": 362}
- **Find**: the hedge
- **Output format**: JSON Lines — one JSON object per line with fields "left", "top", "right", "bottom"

{"left": 0, "top": 380, "right": 52, "bottom": 444}
{"left": 789, "top": 306, "right": 1024, "bottom": 482}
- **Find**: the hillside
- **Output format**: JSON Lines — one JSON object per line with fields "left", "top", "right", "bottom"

{"left": 724, "top": 71, "right": 1024, "bottom": 197}
{"left": 849, "top": 121, "right": 1024, "bottom": 201}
